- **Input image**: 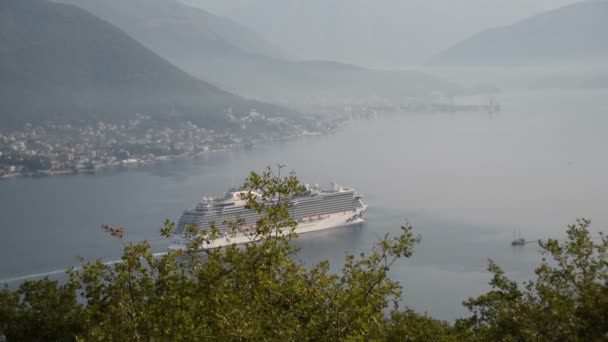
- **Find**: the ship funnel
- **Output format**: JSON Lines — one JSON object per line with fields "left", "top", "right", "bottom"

{"left": 331, "top": 180, "right": 338, "bottom": 191}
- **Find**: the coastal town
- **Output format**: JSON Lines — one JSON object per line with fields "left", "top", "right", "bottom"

{"left": 0, "top": 113, "right": 330, "bottom": 179}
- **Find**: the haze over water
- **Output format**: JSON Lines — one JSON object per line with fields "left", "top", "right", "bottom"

{"left": 1, "top": 88, "right": 607, "bottom": 320}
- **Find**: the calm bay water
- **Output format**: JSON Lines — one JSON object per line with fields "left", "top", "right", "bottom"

{"left": 1, "top": 88, "right": 607, "bottom": 321}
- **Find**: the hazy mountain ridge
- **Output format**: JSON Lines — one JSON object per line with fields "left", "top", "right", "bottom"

{"left": 430, "top": 0, "right": 608, "bottom": 65}
{"left": 59, "top": 0, "right": 461, "bottom": 108}
{"left": 0, "top": 0, "right": 287, "bottom": 129}
{"left": 56, "top": 0, "right": 284, "bottom": 64}
{"left": 185, "top": 0, "right": 582, "bottom": 68}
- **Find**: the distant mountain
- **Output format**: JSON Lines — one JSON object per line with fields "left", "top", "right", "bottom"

{"left": 187, "top": 0, "right": 581, "bottom": 68}
{"left": 430, "top": 1, "right": 608, "bottom": 65}
{"left": 56, "top": 0, "right": 283, "bottom": 64}
{"left": 0, "top": 0, "right": 285, "bottom": 129}
{"left": 56, "top": 0, "right": 461, "bottom": 107}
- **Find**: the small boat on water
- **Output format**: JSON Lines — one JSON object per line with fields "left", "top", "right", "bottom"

{"left": 511, "top": 229, "right": 526, "bottom": 246}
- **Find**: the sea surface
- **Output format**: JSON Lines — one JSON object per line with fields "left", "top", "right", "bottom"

{"left": 1, "top": 88, "right": 607, "bottom": 321}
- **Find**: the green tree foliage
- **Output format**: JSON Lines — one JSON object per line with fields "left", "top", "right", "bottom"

{"left": 0, "top": 279, "right": 82, "bottom": 341}
{"left": 379, "top": 310, "right": 456, "bottom": 342}
{"left": 2, "top": 168, "right": 606, "bottom": 341}
{"left": 456, "top": 218, "right": 608, "bottom": 341}
{"left": 1, "top": 167, "right": 445, "bottom": 341}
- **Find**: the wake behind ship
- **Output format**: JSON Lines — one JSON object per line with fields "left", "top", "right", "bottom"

{"left": 170, "top": 183, "right": 368, "bottom": 249}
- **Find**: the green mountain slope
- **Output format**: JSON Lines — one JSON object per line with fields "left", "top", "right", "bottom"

{"left": 0, "top": 0, "right": 284, "bottom": 128}
{"left": 57, "top": 0, "right": 460, "bottom": 106}
{"left": 56, "top": 0, "right": 283, "bottom": 62}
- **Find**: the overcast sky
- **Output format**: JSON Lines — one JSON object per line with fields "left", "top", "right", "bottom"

{"left": 183, "top": 0, "right": 582, "bottom": 67}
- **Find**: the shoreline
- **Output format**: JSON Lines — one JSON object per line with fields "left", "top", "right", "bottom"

{"left": 0, "top": 130, "right": 336, "bottom": 181}
{"left": 0, "top": 149, "right": 242, "bottom": 180}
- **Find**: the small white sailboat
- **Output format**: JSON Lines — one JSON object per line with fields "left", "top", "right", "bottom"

{"left": 511, "top": 229, "right": 526, "bottom": 246}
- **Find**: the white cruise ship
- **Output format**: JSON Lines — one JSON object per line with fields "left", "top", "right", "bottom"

{"left": 170, "top": 182, "right": 368, "bottom": 249}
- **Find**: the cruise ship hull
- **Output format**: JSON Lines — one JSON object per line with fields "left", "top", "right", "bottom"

{"left": 169, "top": 204, "right": 368, "bottom": 250}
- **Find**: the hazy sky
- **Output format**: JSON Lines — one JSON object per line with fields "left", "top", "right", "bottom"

{"left": 183, "top": 0, "right": 581, "bottom": 67}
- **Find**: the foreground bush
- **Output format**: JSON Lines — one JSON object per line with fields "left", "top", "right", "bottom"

{"left": 1, "top": 168, "right": 444, "bottom": 341}
{"left": 456, "top": 218, "right": 608, "bottom": 341}
{"left": 1, "top": 167, "right": 606, "bottom": 341}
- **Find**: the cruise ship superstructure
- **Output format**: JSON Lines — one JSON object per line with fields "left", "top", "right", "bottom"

{"left": 170, "top": 183, "right": 368, "bottom": 249}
